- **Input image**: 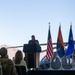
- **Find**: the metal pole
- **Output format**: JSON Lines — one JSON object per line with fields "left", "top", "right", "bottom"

{"left": 60, "top": 58, "right": 63, "bottom": 70}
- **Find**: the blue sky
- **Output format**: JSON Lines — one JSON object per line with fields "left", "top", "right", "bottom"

{"left": 0, "top": 0, "right": 75, "bottom": 51}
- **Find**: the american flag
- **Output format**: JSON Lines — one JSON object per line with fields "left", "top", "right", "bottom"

{"left": 46, "top": 26, "right": 54, "bottom": 60}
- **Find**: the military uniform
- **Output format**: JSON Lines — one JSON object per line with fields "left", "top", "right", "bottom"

{"left": 0, "top": 57, "right": 18, "bottom": 75}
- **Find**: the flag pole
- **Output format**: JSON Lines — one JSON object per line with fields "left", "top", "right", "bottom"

{"left": 48, "top": 22, "right": 52, "bottom": 70}
{"left": 72, "top": 53, "right": 74, "bottom": 70}
{"left": 60, "top": 22, "right": 63, "bottom": 70}
{"left": 59, "top": 23, "right": 62, "bottom": 70}
{"left": 60, "top": 57, "right": 64, "bottom": 70}
{"left": 46, "top": 22, "right": 54, "bottom": 70}
{"left": 49, "top": 22, "right": 51, "bottom": 70}
{"left": 49, "top": 22, "right": 50, "bottom": 28}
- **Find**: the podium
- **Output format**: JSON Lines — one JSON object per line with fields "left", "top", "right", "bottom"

{"left": 23, "top": 43, "right": 41, "bottom": 69}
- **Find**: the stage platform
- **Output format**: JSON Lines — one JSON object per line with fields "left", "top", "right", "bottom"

{"left": 27, "top": 70, "right": 75, "bottom": 75}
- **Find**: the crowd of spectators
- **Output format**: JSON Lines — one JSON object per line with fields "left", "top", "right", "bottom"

{"left": 0, "top": 47, "right": 28, "bottom": 75}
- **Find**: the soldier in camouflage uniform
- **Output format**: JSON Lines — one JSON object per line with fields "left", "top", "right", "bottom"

{"left": 0, "top": 47, "right": 18, "bottom": 75}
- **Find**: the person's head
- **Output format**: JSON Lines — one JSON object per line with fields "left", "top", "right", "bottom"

{"left": 31, "top": 35, "right": 35, "bottom": 40}
{"left": 0, "top": 47, "right": 8, "bottom": 58}
{"left": 14, "top": 50, "right": 23, "bottom": 64}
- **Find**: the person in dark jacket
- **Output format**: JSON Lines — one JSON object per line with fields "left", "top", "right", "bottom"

{"left": 28, "top": 35, "right": 39, "bottom": 44}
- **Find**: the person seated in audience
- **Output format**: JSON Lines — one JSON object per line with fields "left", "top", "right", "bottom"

{"left": 0, "top": 47, "right": 18, "bottom": 75}
{"left": 13, "top": 50, "right": 28, "bottom": 72}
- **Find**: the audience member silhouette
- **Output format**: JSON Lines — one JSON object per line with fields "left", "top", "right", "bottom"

{"left": 14, "top": 50, "right": 28, "bottom": 72}
{"left": 0, "top": 47, "right": 18, "bottom": 75}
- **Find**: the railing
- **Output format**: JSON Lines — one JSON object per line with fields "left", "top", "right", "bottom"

{"left": 7, "top": 41, "right": 75, "bottom": 53}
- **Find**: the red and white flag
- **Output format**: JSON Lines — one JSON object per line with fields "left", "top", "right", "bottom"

{"left": 46, "top": 26, "right": 54, "bottom": 60}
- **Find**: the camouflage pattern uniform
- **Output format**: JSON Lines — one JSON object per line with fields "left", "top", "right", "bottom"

{"left": 0, "top": 57, "right": 18, "bottom": 75}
